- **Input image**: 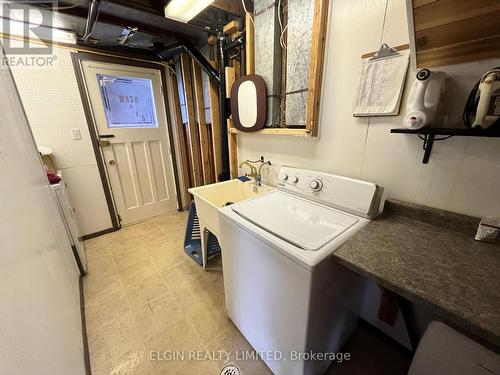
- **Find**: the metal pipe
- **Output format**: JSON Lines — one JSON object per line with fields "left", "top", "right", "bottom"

{"left": 217, "top": 34, "right": 230, "bottom": 181}
{"left": 223, "top": 35, "right": 244, "bottom": 52}
{"left": 82, "top": 0, "right": 101, "bottom": 42}
{"left": 184, "top": 42, "right": 220, "bottom": 85}
{"left": 155, "top": 38, "right": 235, "bottom": 181}
{"left": 156, "top": 41, "right": 220, "bottom": 85}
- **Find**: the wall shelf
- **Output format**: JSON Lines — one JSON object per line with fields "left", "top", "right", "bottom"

{"left": 390, "top": 127, "right": 500, "bottom": 164}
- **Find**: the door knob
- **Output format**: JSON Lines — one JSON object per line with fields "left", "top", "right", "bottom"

{"left": 108, "top": 160, "right": 116, "bottom": 166}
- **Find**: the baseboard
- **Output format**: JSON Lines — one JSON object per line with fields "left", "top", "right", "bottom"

{"left": 79, "top": 276, "right": 92, "bottom": 375}
{"left": 82, "top": 226, "right": 117, "bottom": 241}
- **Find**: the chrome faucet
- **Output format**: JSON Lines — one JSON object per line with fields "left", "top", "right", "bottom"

{"left": 255, "top": 161, "right": 272, "bottom": 187}
{"left": 239, "top": 157, "right": 272, "bottom": 190}
{"left": 239, "top": 161, "right": 258, "bottom": 178}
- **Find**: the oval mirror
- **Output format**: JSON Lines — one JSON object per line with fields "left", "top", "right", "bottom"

{"left": 230, "top": 74, "right": 266, "bottom": 132}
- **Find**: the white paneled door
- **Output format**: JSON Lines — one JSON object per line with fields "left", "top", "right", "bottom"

{"left": 81, "top": 61, "right": 177, "bottom": 225}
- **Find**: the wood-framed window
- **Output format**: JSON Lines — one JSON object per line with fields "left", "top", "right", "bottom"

{"left": 229, "top": 0, "right": 329, "bottom": 137}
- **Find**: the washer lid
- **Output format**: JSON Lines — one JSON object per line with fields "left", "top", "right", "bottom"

{"left": 231, "top": 191, "right": 359, "bottom": 251}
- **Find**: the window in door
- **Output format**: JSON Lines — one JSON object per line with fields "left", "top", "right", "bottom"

{"left": 97, "top": 74, "right": 158, "bottom": 128}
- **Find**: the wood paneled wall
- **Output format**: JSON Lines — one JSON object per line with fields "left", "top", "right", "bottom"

{"left": 409, "top": 0, "right": 500, "bottom": 67}
{"left": 171, "top": 54, "right": 221, "bottom": 199}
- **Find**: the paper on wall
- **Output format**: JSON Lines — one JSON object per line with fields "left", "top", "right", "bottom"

{"left": 353, "top": 51, "right": 409, "bottom": 117}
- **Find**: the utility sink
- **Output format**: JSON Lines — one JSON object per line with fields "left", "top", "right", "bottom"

{"left": 189, "top": 179, "right": 274, "bottom": 238}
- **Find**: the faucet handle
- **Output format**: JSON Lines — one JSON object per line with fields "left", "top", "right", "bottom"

{"left": 253, "top": 175, "right": 262, "bottom": 192}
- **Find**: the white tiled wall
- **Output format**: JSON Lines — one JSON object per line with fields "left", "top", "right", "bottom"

{"left": 238, "top": 0, "right": 500, "bottom": 218}
{"left": 9, "top": 47, "right": 112, "bottom": 235}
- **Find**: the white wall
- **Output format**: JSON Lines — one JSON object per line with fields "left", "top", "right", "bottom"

{"left": 238, "top": 0, "right": 500, "bottom": 218}
{"left": 9, "top": 46, "right": 113, "bottom": 235}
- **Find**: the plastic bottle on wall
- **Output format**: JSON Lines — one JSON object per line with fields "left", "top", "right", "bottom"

{"left": 404, "top": 69, "right": 447, "bottom": 130}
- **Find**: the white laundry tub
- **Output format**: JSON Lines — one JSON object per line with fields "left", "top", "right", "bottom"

{"left": 188, "top": 179, "right": 274, "bottom": 268}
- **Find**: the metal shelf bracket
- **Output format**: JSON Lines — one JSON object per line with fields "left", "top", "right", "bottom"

{"left": 421, "top": 133, "right": 435, "bottom": 164}
{"left": 390, "top": 126, "right": 500, "bottom": 164}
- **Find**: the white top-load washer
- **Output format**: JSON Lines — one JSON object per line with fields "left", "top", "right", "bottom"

{"left": 219, "top": 167, "right": 382, "bottom": 375}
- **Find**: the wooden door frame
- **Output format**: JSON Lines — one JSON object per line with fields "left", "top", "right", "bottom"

{"left": 71, "top": 52, "right": 183, "bottom": 235}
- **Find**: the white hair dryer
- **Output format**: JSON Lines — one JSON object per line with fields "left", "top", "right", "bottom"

{"left": 404, "top": 69, "right": 446, "bottom": 130}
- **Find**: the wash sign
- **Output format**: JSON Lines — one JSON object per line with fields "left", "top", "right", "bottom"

{"left": 97, "top": 74, "right": 159, "bottom": 129}
{"left": 1, "top": 0, "right": 57, "bottom": 55}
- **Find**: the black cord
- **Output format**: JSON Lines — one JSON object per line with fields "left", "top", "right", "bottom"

{"left": 463, "top": 81, "right": 480, "bottom": 128}
{"left": 417, "top": 134, "right": 453, "bottom": 142}
{"left": 435, "top": 135, "right": 453, "bottom": 141}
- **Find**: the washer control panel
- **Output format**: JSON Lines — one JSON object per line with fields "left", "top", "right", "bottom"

{"left": 276, "top": 166, "right": 381, "bottom": 218}
{"left": 309, "top": 178, "right": 323, "bottom": 192}
{"left": 277, "top": 169, "right": 325, "bottom": 194}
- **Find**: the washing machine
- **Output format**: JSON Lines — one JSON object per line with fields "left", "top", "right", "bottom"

{"left": 219, "top": 167, "right": 382, "bottom": 375}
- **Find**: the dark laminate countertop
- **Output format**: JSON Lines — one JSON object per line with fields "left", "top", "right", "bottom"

{"left": 333, "top": 199, "right": 500, "bottom": 348}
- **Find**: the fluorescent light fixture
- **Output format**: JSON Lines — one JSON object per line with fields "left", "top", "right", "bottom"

{"left": 52, "top": 28, "right": 77, "bottom": 44}
{"left": 164, "top": 0, "right": 215, "bottom": 23}
{"left": 0, "top": 17, "right": 76, "bottom": 45}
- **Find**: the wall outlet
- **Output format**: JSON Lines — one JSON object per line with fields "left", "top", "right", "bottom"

{"left": 71, "top": 128, "right": 82, "bottom": 140}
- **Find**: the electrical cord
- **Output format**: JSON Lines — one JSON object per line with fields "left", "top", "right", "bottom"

{"left": 44, "top": 4, "right": 78, "bottom": 10}
{"left": 229, "top": 46, "right": 241, "bottom": 60}
{"left": 166, "top": 64, "right": 176, "bottom": 76}
{"left": 86, "top": 7, "right": 100, "bottom": 39}
{"left": 278, "top": 0, "right": 288, "bottom": 49}
{"left": 38, "top": 2, "right": 79, "bottom": 10}
{"left": 241, "top": 0, "right": 255, "bottom": 28}
{"left": 417, "top": 134, "right": 452, "bottom": 142}
{"left": 463, "top": 66, "right": 500, "bottom": 128}
{"left": 280, "top": 24, "right": 288, "bottom": 49}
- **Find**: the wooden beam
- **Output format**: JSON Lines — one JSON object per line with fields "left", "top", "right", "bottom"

{"left": 306, "top": 0, "right": 329, "bottom": 137}
{"left": 225, "top": 66, "right": 236, "bottom": 97}
{"left": 180, "top": 53, "right": 203, "bottom": 187}
{"left": 212, "top": 0, "right": 253, "bottom": 17}
{"left": 192, "top": 60, "right": 214, "bottom": 185}
{"left": 228, "top": 127, "right": 312, "bottom": 137}
{"left": 228, "top": 127, "right": 238, "bottom": 179}
{"left": 168, "top": 68, "right": 192, "bottom": 205}
{"left": 223, "top": 20, "right": 241, "bottom": 34}
{"left": 245, "top": 13, "right": 255, "bottom": 75}
{"left": 208, "top": 60, "right": 223, "bottom": 182}
{"left": 225, "top": 66, "right": 238, "bottom": 179}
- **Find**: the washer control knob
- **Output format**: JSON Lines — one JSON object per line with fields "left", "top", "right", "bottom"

{"left": 309, "top": 179, "right": 323, "bottom": 192}
{"left": 281, "top": 173, "right": 289, "bottom": 181}
{"left": 292, "top": 176, "right": 299, "bottom": 183}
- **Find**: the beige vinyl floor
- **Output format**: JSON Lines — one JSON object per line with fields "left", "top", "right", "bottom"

{"left": 83, "top": 211, "right": 273, "bottom": 375}
{"left": 83, "top": 211, "right": 411, "bottom": 375}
